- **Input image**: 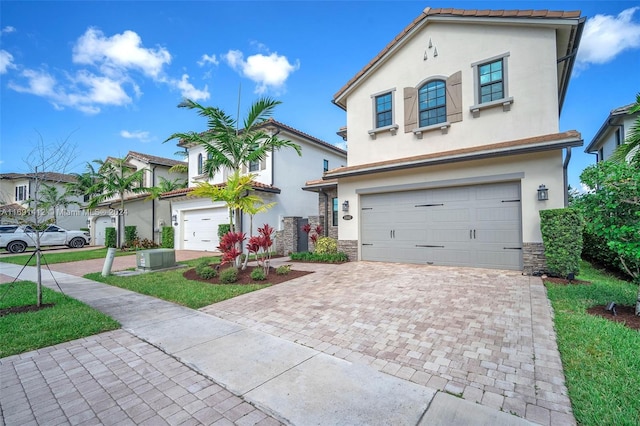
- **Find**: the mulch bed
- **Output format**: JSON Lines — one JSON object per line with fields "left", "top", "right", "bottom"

{"left": 587, "top": 304, "right": 640, "bottom": 331}
{"left": 183, "top": 266, "right": 312, "bottom": 285}
{"left": 0, "top": 303, "right": 54, "bottom": 317}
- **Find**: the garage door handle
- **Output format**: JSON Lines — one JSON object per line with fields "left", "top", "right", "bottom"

{"left": 416, "top": 245, "right": 444, "bottom": 248}
{"left": 193, "top": 232, "right": 196, "bottom": 237}
{"left": 474, "top": 230, "right": 476, "bottom": 239}
{"left": 503, "top": 247, "right": 522, "bottom": 250}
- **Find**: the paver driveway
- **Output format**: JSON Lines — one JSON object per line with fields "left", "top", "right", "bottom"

{"left": 202, "top": 261, "right": 575, "bottom": 426}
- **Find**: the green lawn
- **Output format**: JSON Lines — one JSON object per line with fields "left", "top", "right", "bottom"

{"left": 0, "top": 247, "right": 135, "bottom": 266}
{"left": 85, "top": 257, "right": 270, "bottom": 309}
{"left": 546, "top": 261, "right": 640, "bottom": 426}
{"left": 0, "top": 281, "right": 120, "bottom": 358}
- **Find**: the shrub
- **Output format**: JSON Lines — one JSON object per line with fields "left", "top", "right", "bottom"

{"left": 315, "top": 237, "right": 338, "bottom": 254}
{"left": 539, "top": 208, "right": 584, "bottom": 277}
{"left": 219, "top": 267, "right": 239, "bottom": 284}
{"left": 218, "top": 224, "right": 231, "bottom": 239}
{"left": 105, "top": 227, "right": 117, "bottom": 248}
{"left": 124, "top": 226, "right": 138, "bottom": 246}
{"left": 276, "top": 265, "right": 291, "bottom": 275}
{"left": 161, "top": 226, "right": 174, "bottom": 248}
{"left": 195, "top": 259, "right": 212, "bottom": 276}
{"left": 250, "top": 267, "right": 266, "bottom": 281}
{"left": 197, "top": 266, "right": 218, "bottom": 279}
{"left": 289, "top": 251, "right": 348, "bottom": 263}
{"left": 130, "top": 238, "right": 159, "bottom": 250}
{"left": 582, "top": 227, "right": 621, "bottom": 273}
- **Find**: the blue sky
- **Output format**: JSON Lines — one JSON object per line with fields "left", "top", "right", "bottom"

{"left": 1, "top": 1, "right": 639, "bottom": 192}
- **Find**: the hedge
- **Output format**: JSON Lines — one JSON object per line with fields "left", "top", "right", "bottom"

{"left": 539, "top": 208, "right": 584, "bottom": 277}
{"left": 161, "top": 226, "right": 174, "bottom": 248}
{"left": 105, "top": 227, "right": 117, "bottom": 248}
{"left": 124, "top": 226, "right": 137, "bottom": 246}
{"left": 218, "top": 223, "right": 231, "bottom": 239}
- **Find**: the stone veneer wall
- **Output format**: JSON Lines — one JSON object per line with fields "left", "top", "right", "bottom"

{"left": 523, "top": 242, "right": 546, "bottom": 275}
{"left": 338, "top": 240, "right": 358, "bottom": 262}
{"left": 308, "top": 215, "right": 324, "bottom": 253}
{"left": 317, "top": 188, "right": 339, "bottom": 240}
{"left": 282, "top": 217, "right": 301, "bottom": 255}
{"left": 274, "top": 230, "right": 284, "bottom": 256}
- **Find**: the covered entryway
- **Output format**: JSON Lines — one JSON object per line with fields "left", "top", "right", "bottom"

{"left": 182, "top": 208, "right": 227, "bottom": 251}
{"left": 360, "top": 181, "right": 522, "bottom": 270}
{"left": 93, "top": 216, "right": 112, "bottom": 246}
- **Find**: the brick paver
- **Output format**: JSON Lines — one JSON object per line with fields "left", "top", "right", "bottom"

{"left": 202, "top": 261, "right": 575, "bottom": 425}
{"left": 0, "top": 330, "right": 282, "bottom": 426}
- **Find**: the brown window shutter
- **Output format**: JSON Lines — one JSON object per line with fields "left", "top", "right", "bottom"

{"left": 446, "top": 71, "right": 462, "bottom": 123}
{"left": 261, "top": 157, "right": 267, "bottom": 170}
{"left": 404, "top": 87, "right": 418, "bottom": 132}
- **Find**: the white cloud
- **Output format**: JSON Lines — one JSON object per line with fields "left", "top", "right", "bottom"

{"left": 72, "top": 27, "right": 171, "bottom": 79}
{"left": 577, "top": 7, "right": 640, "bottom": 69}
{"left": 223, "top": 49, "right": 299, "bottom": 94}
{"left": 8, "top": 68, "right": 132, "bottom": 114}
{"left": 120, "top": 130, "right": 151, "bottom": 142}
{"left": 198, "top": 53, "right": 219, "bottom": 66}
{"left": 0, "top": 50, "right": 16, "bottom": 74}
{"left": 1, "top": 26, "right": 16, "bottom": 34}
{"left": 172, "top": 74, "right": 210, "bottom": 101}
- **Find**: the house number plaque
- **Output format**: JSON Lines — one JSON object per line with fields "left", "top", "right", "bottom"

{"left": 343, "top": 215, "right": 353, "bottom": 220}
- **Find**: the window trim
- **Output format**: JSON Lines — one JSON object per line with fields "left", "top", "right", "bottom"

{"left": 15, "top": 184, "right": 28, "bottom": 202}
{"left": 369, "top": 88, "right": 398, "bottom": 139}
{"left": 323, "top": 159, "right": 329, "bottom": 172}
{"left": 469, "top": 52, "right": 513, "bottom": 117}
{"left": 418, "top": 79, "right": 447, "bottom": 128}
{"left": 197, "top": 153, "right": 203, "bottom": 175}
{"left": 249, "top": 159, "right": 260, "bottom": 172}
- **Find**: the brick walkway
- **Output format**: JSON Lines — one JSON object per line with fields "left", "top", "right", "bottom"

{"left": 202, "top": 261, "right": 575, "bottom": 426}
{"left": 1, "top": 330, "right": 282, "bottom": 426}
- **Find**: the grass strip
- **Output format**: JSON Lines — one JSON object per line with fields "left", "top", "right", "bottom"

{"left": 85, "top": 257, "right": 269, "bottom": 309}
{"left": 546, "top": 261, "right": 640, "bottom": 426}
{"left": 0, "top": 281, "right": 120, "bottom": 358}
{"left": 0, "top": 248, "right": 135, "bottom": 266}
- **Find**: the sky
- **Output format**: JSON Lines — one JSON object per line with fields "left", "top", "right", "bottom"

{"left": 1, "top": 1, "right": 639, "bottom": 192}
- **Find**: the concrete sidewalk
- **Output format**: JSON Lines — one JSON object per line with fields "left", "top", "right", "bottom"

{"left": 0, "top": 262, "right": 534, "bottom": 425}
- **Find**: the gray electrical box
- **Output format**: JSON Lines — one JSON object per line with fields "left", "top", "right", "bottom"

{"left": 136, "top": 249, "right": 177, "bottom": 271}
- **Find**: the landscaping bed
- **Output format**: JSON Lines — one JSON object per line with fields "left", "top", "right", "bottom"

{"left": 183, "top": 266, "right": 312, "bottom": 285}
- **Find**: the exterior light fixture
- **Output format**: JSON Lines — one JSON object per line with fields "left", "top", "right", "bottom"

{"left": 605, "top": 301, "right": 617, "bottom": 316}
{"left": 537, "top": 184, "right": 549, "bottom": 201}
{"left": 110, "top": 216, "right": 116, "bottom": 224}
{"left": 342, "top": 200, "right": 349, "bottom": 212}
{"left": 172, "top": 214, "right": 178, "bottom": 226}
{"left": 86, "top": 219, "right": 91, "bottom": 226}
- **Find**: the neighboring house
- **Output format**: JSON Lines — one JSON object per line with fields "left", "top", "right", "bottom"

{"left": 0, "top": 172, "right": 85, "bottom": 229}
{"left": 585, "top": 102, "right": 640, "bottom": 162}
{"left": 87, "top": 151, "right": 187, "bottom": 246}
{"left": 162, "top": 119, "right": 347, "bottom": 253}
{"left": 310, "top": 7, "right": 585, "bottom": 273}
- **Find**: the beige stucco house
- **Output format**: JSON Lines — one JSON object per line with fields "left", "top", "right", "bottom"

{"left": 312, "top": 7, "right": 585, "bottom": 273}
{"left": 87, "top": 151, "right": 187, "bottom": 245}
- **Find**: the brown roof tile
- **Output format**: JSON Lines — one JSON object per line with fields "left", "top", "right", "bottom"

{"left": 127, "top": 151, "right": 187, "bottom": 167}
{"left": 160, "top": 180, "right": 281, "bottom": 198}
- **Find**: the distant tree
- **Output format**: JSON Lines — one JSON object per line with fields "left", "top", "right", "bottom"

{"left": 37, "top": 184, "right": 78, "bottom": 224}
{"left": 88, "top": 157, "right": 149, "bottom": 247}
{"left": 66, "top": 162, "right": 101, "bottom": 203}
{"left": 610, "top": 92, "right": 640, "bottom": 165}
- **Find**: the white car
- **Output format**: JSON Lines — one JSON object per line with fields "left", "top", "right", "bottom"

{"left": 0, "top": 224, "right": 91, "bottom": 254}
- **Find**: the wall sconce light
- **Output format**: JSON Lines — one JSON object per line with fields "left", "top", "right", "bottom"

{"left": 342, "top": 200, "right": 349, "bottom": 212}
{"left": 110, "top": 216, "right": 116, "bottom": 224}
{"left": 172, "top": 214, "right": 178, "bottom": 226}
{"left": 537, "top": 184, "right": 549, "bottom": 201}
{"left": 86, "top": 219, "right": 91, "bottom": 226}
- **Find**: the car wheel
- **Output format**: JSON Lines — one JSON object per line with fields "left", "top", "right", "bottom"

{"left": 7, "top": 241, "right": 27, "bottom": 253}
{"left": 69, "top": 237, "right": 86, "bottom": 249}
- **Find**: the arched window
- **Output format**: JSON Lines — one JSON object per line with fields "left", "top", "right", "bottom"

{"left": 197, "top": 153, "right": 203, "bottom": 175}
{"left": 418, "top": 80, "right": 446, "bottom": 127}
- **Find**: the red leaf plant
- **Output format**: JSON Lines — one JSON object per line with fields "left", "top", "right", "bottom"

{"left": 248, "top": 224, "right": 274, "bottom": 274}
{"left": 218, "top": 231, "right": 246, "bottom": 267}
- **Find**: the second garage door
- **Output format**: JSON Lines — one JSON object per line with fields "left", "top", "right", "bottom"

{"left": 360, "top": 181, "right": 522, "bottom": 270}
{"left": 183, "top": 208, "right": 228, "bottom": 251}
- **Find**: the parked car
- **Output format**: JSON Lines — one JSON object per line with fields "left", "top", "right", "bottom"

{"left": 0, "top": 224, "right": 91, "bottom": 253}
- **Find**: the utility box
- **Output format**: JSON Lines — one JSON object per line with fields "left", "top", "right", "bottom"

{"left": 136, "top": 249, "right": 177, "bottom": 271}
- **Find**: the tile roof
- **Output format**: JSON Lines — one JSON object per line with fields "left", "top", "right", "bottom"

{"left": 333, "top": 7, "right": 583, "bottom": 106}
{"left": 0, "top": 172, "right": 77, "bottom": 183}
{"left": 324, "top": 130, "right": 582, "bottom": 178}
{"left": 127, "top": 151, "right": 187, "bottom": 167}
{"left": 161, "top": 180, "right": 281, "bottom": 199}
{"left": 585, "top": 102, "right": 639, "bottom": 153}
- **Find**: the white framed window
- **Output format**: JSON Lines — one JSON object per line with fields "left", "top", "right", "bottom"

{"left": 470, "top": 52, "right": 513, "bottom": 117}
{"left": 323, "top": 159, "right": 329, "bottom": 172}
{"left": 369, "top": 88, "right": 398, "bottom": 139}
{"left": 249, "top": 160, "right": 260, "bottom": 172}
{"left": 15, "top": 185, "right": 28, "bottom": 201}
{"left": 197, "top": 153, "right": 203, "bottom": 175}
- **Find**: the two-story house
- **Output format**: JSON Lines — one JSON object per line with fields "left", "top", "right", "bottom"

{"left": 87, "top": 151, "right": 187, "bottom": 246}
{"left": 0, "top": 172, "right": 85, "bottom": 229}
{"left": 585, "top": 102, "right": 639, "bottom": 162}
{"left": 162, "top": 119, "right": 347, "bottom": 253}
{"left": 315, "top": 8, "right": 585, "bottom": 273}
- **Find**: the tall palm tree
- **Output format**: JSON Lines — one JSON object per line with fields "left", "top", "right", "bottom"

{"left": 38, "top": 184, "right": 78, "bottom": 224}
{"left": 88, "top": 157, "right": 149, "bottom": 247}
{"left": 611, "top": 93, "right": 640, "bottom": 165}
{"left": 67, "top": 162, "right": 101, "bottom": 204}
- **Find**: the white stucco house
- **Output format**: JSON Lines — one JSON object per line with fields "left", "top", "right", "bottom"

{"left": 162, "top": 119, "right": 347, "bottom": 253}
{"left": 311, "top": 7, "right": 585, "bottom": 273}
{"left": 585, "top": 102, "right": 639, "bottom": 162}
{"left": 87, "top": 151, "right": 187, "bottom": 246}
{"left": 0, "top": 172, "right": 85, "bottom": 229}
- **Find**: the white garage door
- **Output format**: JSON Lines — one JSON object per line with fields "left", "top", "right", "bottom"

{"left": 361, "top": 182, "right": 522, "bottom": 270}
{"left": 183, "top": 208, "right": 227, "bottom": 251}
{"left": 94, "top": 216, "right": 112, "bottom": 246}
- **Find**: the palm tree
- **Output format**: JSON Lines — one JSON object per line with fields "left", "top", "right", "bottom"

{"left": 610, "top": 93, "right": 640, "bottom": 165}
{"left": 67, "top": 162, "right": 101, "bottom": 204}
{"left": 38, "top": 184, "right": 78, "bottom": 224}
{"left": 145, "top": 176, "right": 187, "bottom": 200}
{"left": 88, "top": 157, "right": 149, "bottom": 247}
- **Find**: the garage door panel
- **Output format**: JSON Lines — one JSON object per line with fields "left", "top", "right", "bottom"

{"left": 360, "top": 182, "right": 522, "bottom": 270}
{"left": 183, "top": 208, "right": 227, "bottom": 251}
